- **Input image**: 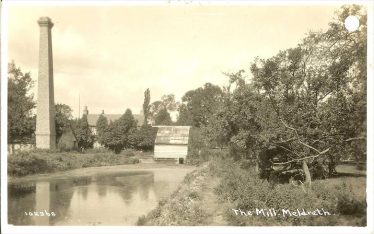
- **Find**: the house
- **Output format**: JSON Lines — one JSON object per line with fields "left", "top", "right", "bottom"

{"left": 153, "top": 126, "right": 191, "bottom": 164}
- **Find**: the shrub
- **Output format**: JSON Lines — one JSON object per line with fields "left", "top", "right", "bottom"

{"left": 122, "top": 149, "right": 135, "bottom": 157}
{"left": 8, "top": 152, "right": 51, "bottom": 176}
{"left": 188, "top": 191, "right": 201, "bottom": 200}
{"left": 240, "top": 159, "right": 255, "bottom": 169}
{"left": 336, "top": 194, "right": 366, "bottom": 216}
{"left": 130, "top": 126, "right": 157, "bottom": 151}
{"left": 211, "top": 158, "right": 367, "bottom": 226}
{"left": 84, "top": 148, "right": 110, "bottom": 154}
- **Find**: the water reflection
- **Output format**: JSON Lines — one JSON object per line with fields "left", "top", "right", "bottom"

{"left": 8, "top": 171, "right": 160, "bottom": 225}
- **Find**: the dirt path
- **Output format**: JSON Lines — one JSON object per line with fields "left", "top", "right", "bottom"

{"left": 201, "top": 174, "right": 228, "bottom": 225}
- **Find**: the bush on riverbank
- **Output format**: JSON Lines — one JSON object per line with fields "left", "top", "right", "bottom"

{"left": 8, "top": 149, "right": 140, "bottom": 177}
{"left": 210, "top": 158, "right": 366, "bottom": 226}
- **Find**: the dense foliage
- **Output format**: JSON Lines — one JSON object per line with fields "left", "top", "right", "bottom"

{"left": 72, "top": 114, "right": 94, "bottom": 150}
{"left": 128, "top": 125, "right": 158, "bottom": 151}
{"left": 8, "top": 62, "right": 35, "bottom": 144}
{"left": 210, "top": 158, "right": 366, "bottom": 226}
{"left": 197, "top": 5, "right": 367, "bottom": 183}
{"left": 154, "top": 108, "right": 172, "bottom": 125}
{"left": 96, "top": 109, "right": 157, "bottom": 153}
{"left": 149, "top": 94, "right": 179, "bottom": 125}
{"left": 177, "top": 83, "right": 224, "bottom": 127}
{"left": 99, "top": 109, "right": 137, "bottom": 153}
{"left": 55, "top": 103, "right": 74, "bottom": 140}
{"left": 96, "top": 113, "right": 109, "bottom": 145}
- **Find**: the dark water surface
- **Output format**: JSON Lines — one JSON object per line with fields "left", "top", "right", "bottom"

{"left": 8, "top": 168, "right": 190, "bottom": 225}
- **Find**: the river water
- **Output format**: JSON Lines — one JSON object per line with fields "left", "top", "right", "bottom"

{"left": 8, "top": 167, "right": 192, "bottom": 225}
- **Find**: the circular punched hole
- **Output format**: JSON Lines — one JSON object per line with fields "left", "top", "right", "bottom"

{"left": 344, "top": 15, "right": 360, "bottom": 32}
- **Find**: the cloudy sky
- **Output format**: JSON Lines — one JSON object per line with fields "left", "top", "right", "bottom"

{"left": 7, "top": 4, "right": 341, "bottom": 117}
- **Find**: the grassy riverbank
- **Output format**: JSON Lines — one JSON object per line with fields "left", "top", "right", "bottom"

{"left": 139, "top": 158, "right": 366, "bottom": 226}
{"left": 8, "top": 149, "right": 143, "bottom": 177}
{"left": 137, "top": 163, "right": 221, "bottom": 225}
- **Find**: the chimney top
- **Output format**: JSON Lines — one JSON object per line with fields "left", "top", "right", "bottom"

{"left": 38, "top": 17, "right": 54, "bottom": 28}
{"left": 83, "top": 106, "right": 89, "bottom": 116}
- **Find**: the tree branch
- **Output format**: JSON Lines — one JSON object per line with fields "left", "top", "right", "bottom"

{"left": 280, "top": 119, "right": 299, "bottom": 138}
{"left": 345, "top": 137, "right": 366, "bottom": 142}
{"left": 298, "top": 140, "right": 321, "bottom": 154}
{"left": 279, "top": 118, "right": 322, "bottom": 154}
{"left": 272, "top": 137, "right": 297, "bottom": 144}
{"left": 270, "top": 143, "right": 300, "bottom": 158}
{"left": 272, "top": 148, "right": 330, "bottom": 165}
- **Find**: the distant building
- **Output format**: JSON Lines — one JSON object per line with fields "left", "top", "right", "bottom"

{"left": 153, "top": 126, "right": 191, "bottom": 164}
{"left": 82, "top": 106, "right": 144, "bottom": 148}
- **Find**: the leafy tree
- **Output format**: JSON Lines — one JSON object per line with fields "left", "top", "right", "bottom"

{"left": 128, "top": 125, "right": 157, "bottom": 151}
{"left": 177, "top": 104, "right": 193, "bottom": 126}
{"left": 73, "top": 114, "right": 94, "bottom": 150}
{"left": 177, "top": 83, "right": 224, "bottom": 127}
{"left": 149, "top": 94, "right": 179, "bottom": 123}
{"left": 118, "top": 109, "right": 138, "bottom": 148}
{"left": 160, "top": 94, "right": 179, "bottom": 111}
{"left": 8, "top": 62, "right": 35, "bottom": 143}
{"left": 136, "top": 126, "right": 157, "bottom": 150}
{"left": 143, "top": 88, "right": 151, "bottom": 125}
{"left": 154, "top": 108, "right": 172, "bottom": 125}
{"left": 101, "top": 109, "right": 137, "bottom": 153}
{"left": 101, "top": 121, "right": 124, "bottom": 153}
{"left": 55, "top": 103, "right": 73, "bottom": 140}
{"left": 249, "top": 5, "right": 367, "bottom": 183}
{"left": 96, "top": 114, "right": 108, "bottom": 145}
{"left": 202, "top": 5, "right": 367, "bottom": 187}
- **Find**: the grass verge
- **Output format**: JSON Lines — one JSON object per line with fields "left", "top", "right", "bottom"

{"left": 137, "top": 164, "right": 211, "bottom": 225}
{"left": 210, "top": 158, "right": 367, "bottom": 226}
{"left": 138, "top": 157, "right": 366, "bottom": 226}
{"left": 8, "top": 149, "right": 141, "bottom": 177}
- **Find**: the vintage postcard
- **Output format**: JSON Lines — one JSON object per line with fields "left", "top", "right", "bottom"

{"left": 1, "top": 1, "right": 373, "bottom": 234}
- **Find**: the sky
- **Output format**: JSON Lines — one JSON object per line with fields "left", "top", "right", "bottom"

{"left": 7, "top": 4, "right": 342, "bottom": 118}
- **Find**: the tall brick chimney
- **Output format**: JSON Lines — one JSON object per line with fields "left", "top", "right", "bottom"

{"left": 35, "top": 17, "right": 56, "bottom": 149}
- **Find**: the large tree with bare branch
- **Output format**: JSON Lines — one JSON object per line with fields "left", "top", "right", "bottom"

{"left": 203, "top": 5, "right": 367, "bottom": 187}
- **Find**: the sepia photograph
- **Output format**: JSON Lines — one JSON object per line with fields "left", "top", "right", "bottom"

{"left": 0, "top": 1, "right": 373, "bottom": 234}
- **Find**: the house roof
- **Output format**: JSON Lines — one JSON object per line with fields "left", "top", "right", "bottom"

{"left": 87, "top": 114, "right": 144, "bottom": 127}
{"left": 154, "top": 126, "right": 191, "bottom": 145}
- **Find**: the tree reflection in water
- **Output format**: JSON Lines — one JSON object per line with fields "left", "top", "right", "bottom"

{"left": 8, "top": 171, "right": 158, "bottom": 225}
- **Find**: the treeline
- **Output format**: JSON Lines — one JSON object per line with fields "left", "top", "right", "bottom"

{"left": 7, "top": 70, "right": 158, "bottom": 153}
{"left": 95, "top": 109, "right": 157, "bottom": 153}
{"left": 179, "top": 5, "right": 367, "bottom": 185}
{"left": 7, "top": 67, "right": 172, "bottom": 153}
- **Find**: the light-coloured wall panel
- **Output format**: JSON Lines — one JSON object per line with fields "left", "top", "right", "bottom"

{"left": 154, "top": 145, "right": 188, "bottom": 159}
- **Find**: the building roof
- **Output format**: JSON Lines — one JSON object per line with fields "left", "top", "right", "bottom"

{"left": 154, "top": 126, "right": 191, "bottom": 145}
{"left": 87, "top": 114, "right": 144, "bottom": 127}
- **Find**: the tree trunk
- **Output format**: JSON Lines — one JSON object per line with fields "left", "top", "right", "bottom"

{"left": 302, "top": 160, "right": 312, "bottom": 189}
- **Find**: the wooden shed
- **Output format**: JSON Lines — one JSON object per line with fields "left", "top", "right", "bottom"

{"left": 153, "top": 126, "right": 191, "bottom": 164}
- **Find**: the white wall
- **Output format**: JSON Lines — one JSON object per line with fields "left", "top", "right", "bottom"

{"left": 154, "top": 145, "right": 188, "bottom": 159}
